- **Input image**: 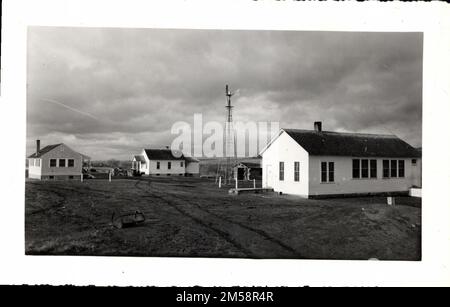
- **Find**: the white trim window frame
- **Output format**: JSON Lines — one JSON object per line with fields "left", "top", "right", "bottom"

{"left": 294, "top": 161, "right": 300, "bottom": 182}
{"left": 321, "top": 161, "right": 335, "bottom": 183}
{"left": 279, "top": 161, "right": 284, "bottom": 181}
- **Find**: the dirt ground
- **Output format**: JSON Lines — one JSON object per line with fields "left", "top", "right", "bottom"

{"left": 25, "top": 176, "right": 421, "bottom": 260}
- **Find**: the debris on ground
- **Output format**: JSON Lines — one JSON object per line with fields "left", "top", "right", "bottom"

{"left": 111, "top": 210, "right": 145, "bottom": 229}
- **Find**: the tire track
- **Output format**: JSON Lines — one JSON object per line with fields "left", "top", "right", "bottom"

{"left": 26, "top": 183, "right": 112, "bottom": 228}
{"left": 135, "top": 179, "right": 254, "bottom": 258}
{"left": 189, "top": 202, "right": 302, "bottom": 257}
{"left": 26, "top": 187, "right": 68, "bottom": 215}
{"left": 136, "top": 179, "right": 302, "bottom": 258}
{"left": 163, "top": 189, "right": 303, "bottom": 258}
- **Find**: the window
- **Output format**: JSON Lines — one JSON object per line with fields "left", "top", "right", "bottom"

{"left": 354, "top": 159, "right": 377, "bottom": 179}
{"left": 168, "top": 162, "right": 171, "bottom": 170}
{"left": 370, "top": 160, "right": 377, "bottom": 178}
{"left": 69, "top": 175, "right": 74, "bottom": 179}
{"left": 294, "top": 162, "right": 300, "bottom": 182}
{"left": 50, "top": 159, "right": 57, "bottom": 167}
{"left": 180, "top": 161, "right": 184, "bottom": 167}
{"left": 352, "top": 159, "right": 360, "bottom": 179}
{"left": 68, "top": 159, "right": 74, "bottom": 167}
{"left": 361, "top": 159, "right": 369, "bottom": 178}
{"left": 412, "top": 159, "right": 417, "bottom": 165}
{"left": 321, "top": 162, "right": 327, "bottom": 182}
{"left": 59, "top": 159, "right": 66, "bottom": 167}
{"left": 390, "top": 160, "right": 397, "bottom": 178}
{"left": 156, "top": 162, "right": 160, "bottom": 169}
{"left": 383, "top": 159, "right": 404, "bottom": 179}
{"left": 383, "top": 160, "right": 390, "bottom": 178}
{"left": 279, "top": 162, "right": 284, "bottom": 181}
{"left": 49, "top": 176, "right": 54, "bottom": 180}
{"left": 30, "top": 159, "right": 34, "bottom": 167}
{"left": 398, "top": 160, "right": 405, "bottom": 178}
{"left": 321, "top": 162, "right": 334, "bottom": 183}
{"left": 328, "top": 162, "right": 334, "bottom": 182}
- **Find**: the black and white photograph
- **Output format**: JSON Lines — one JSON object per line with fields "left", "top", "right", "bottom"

{"left": 25, "top": 27, "right": 422, "bottom": 260}
{"left": 1, "top": 0, "right": 450, "bottom": 289}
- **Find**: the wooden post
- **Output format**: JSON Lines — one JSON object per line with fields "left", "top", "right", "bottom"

{"left": 253, "top": 178, "right": 256, "bottom": 189}
{"left": 109, "top": 171, "right": 112, "bottom": 182}
{"left": 81, "top": 173, "right": 83, "bottom": 182}
{"left": 235, "top": 177, "right": 238, "bottom": 190}
{"left": 219, "top": 176, "right": 222, "bottom": 188}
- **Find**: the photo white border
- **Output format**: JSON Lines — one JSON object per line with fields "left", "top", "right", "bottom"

{"left": 1, "top": 0, "right": 449, "bottom": 287}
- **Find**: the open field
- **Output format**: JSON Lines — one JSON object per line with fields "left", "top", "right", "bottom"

{"left": 25, "top": 177, "right": 421, "bottom": 260}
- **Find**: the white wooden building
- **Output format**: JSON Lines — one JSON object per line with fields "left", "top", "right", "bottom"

{"left": 132, "top": 148, "right": 200, "bottom": 176}
{"left": 260, "top": 122, "right": 421, "bottom": 198}
{"left": 27, "top": 140, "right": 89, "bottom": 180}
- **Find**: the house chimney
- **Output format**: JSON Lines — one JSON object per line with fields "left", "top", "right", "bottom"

{"left": 314, "top": 121, "right": 322, "bottom": 132}
{"left": 36, "top": 139, "right": 41, "bottom": 154}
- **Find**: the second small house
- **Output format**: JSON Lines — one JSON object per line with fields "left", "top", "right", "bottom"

{"left": 27, "top": 140, "right": 89, "bottom": 180}
{"left": 132, "top": 148, "right": 199, "bottom": 176}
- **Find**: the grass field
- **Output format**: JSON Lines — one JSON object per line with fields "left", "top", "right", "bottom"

{"left": 25, "top": 176, "right": 421, "bottom": 260}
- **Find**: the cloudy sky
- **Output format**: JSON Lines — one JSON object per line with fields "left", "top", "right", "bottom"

{"left": 27, "top": 27, "right": 422, "bottom": 160}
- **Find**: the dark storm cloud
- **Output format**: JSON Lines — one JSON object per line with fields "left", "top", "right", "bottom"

{"left": 27, "top": 28, "right": 422, "bottom": 159}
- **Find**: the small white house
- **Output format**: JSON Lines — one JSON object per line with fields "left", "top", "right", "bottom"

{"left": 27, "top": 140, "right": 89, "bottom": 180}
{"left": 132, "top": 148, "right": 200, "bottom": 176}
{"left": 260, "top": 122, "right": 421, "bottom": 198}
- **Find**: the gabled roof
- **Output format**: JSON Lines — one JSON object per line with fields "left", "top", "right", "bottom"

{"left": 28, "top": 143, "right": 89, "bottom": 159}
{"left": 134, "top": 155, "right": 146, "bottom": 162}
{"left": 282, "top": 129, "right": 421, "bottom": 158}
{"left": 184, "top": 156, "right": 200, "bottom": 163}
{"left": 144, "top": 149, "right": 185, "bottom": 160}
{"left": 27, "top": 144, "right": 62, "bottom": 158}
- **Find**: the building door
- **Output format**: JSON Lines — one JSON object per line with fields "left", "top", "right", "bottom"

{"left": 237, "top": 168, "right": 245, "bottom": 180}
{"left": 265, "top": 164, "right": 273, "bottom": 188}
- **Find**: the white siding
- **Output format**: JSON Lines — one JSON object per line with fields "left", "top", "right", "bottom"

{"left": 261, "top": 131, "right": 309, "bottom": 197}
{"left": 147, "top": 160, "right": 185, "bottom": 175}
{"left": 308, "top": 156, "right": 420, "bottom": 196}
{"left": 141, "top": 150, "right": 185, "bottom": 175}
{"left": 410, "top": 158, "right": 422, "bottom": 187}
{"left": 29, "top": 144, "right": 83, "bottom": 179}
{"left": 28, "top": 158, "right": 42, "bottom": 179}
{"left": 140, "top": 149, "right": 150, "bottom": 174}
{"left": 186, "top": 161, "right": 200, "bottom": 175}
